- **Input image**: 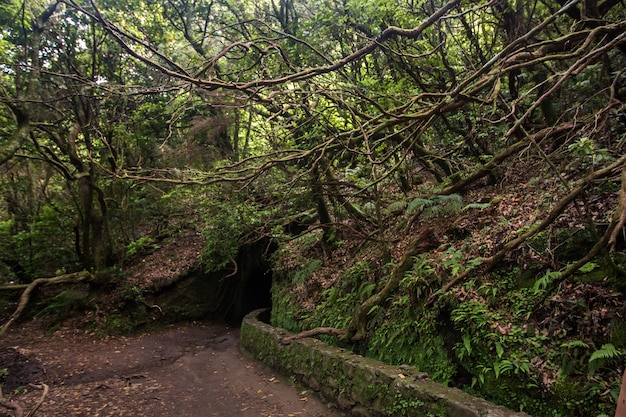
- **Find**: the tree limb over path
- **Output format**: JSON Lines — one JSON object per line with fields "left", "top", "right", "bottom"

{"left": 281, "top": 327, "right": 345, "bottom": 345}
{"left": 0, "top": 271, "right": 93, "bottom": 336}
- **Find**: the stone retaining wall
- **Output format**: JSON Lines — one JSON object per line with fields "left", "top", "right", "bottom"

{"left": 240, "top": 309, "right": 532, "bottom": 417}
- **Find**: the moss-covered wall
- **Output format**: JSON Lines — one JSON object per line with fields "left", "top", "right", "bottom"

{"left": 240, "top": 309, "right": 532, "bottom": 417}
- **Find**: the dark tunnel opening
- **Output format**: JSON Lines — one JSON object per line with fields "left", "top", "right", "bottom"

{"left": 223, "top": 239, "right": 274, "bottom": 324}
{"left": 153, "top": 239, "right": 275, "bottom": 326}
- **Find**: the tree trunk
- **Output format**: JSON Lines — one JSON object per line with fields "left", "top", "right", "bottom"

{"left": 0, "top": 108, "right": 30, "bottom": 167}
{"left": 311, "top": 166, "right": 335, "bottom": 245}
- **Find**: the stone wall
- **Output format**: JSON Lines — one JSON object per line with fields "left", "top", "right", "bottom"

{"left": 240, "top": 309, "right": 532, "bottom": 417}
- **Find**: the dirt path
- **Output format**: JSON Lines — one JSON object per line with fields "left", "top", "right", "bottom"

{"left": 0, "top": 321, "right": 347, "bottom": 417}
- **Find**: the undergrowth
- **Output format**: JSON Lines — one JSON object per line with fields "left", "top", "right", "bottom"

{"left": 270, "top": 233, "right": 626, "bottom": 417}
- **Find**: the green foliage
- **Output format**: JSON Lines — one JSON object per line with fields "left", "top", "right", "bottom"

{"left": 385, "top": 392, "right": 425, "bottom": 416}
{"left": 125, "top": 236, "right": 159, "bottom": 257}
{"left": 387, "top": 200, "right": 408, "bottom": 215}
{"left": 8, "top": 205, "right": 77, "bottom": 279}
{"left": 588, "top": 344, "right": 623, "bottom": 376}
{"left": 1, "top": 1, "right": 624, "bottom": 416}
{"left": 567, "top": 137, "right": 614, "bottom": 170}
{"left": 0, "top": 367, "right": 8, "bottom": 389}
{"left": 198, "top": 189, "right": 256, "bottom": 273}
{"left": 35, "top": 289, "right": 91, "bottom": 329}
{"left": 440, "top": 247, "right": 482, "bottom": 277}
{"left": 532, "top": 270, "right": 560, "bottom": 294}
{"left": 443, "top": 263, "right": 625, "bottom": 417}
{"left": 270, "top": 279, "right": 306, "bottom": 333}
{"left": 406, "top": 194, "right": 464, "bottom": 219}
{"left": 463, "top": 202, "right": 492, "bottom": 211}
{"left": 290, "top": 259, "right": 322, "bottom": 285}
{"left": 0, "top": 220, "right": 17, "bottom": 284}
{"left": 98, "top": 313, "right": 135, "bottom": 335}
{"left": 312, "top": 260, "right": 376, "bottom": 330}
{"left": 367, "top": 254, "right": 455, "bottom": 383}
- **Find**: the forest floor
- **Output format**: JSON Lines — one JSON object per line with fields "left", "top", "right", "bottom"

{"left": 0, "top": 319, "right": 346, "bottom": 417}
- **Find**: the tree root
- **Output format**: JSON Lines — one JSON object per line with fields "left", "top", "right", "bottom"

{"left": 0, "top": 383, "right": 49, "bottom": 417}
{"left": 0, "top": 393, "right": 23, "bottom": 417}
{"left": 0, "top": 271, "right": 93, "bottom": 336}
{"left": 281, "top": 327, "right": 345, "bottom": 345}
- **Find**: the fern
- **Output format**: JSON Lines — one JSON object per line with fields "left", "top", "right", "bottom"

{"left": 406, "top": 194, "right": 463, "bottom": 218}
{"left": 433, "top": 193, "right": 463, "bottom": 207}
{"left": 426, "top": 194, "right": 463, "bottom": 218}
{"left": 589, "top": 343, "right": 623, "bottom": 375}
{"left": 578, "top": 262, "right": 598, "bottom": 273}
{"left": 561, "top": 340, "right": 590, "bottom": 349}
{"left": 463, "top": 202, "right": 492, "bottom": 211}
{"left": 362, "top": 201, "right": 376, "bottom": 217}
{"left": 358, "top": 282, "right": 377, "bottom": 300}
{"left": 406, "top": 197, "right": 433, "bottom": 215}
{"left": 291, "top": 259, "right": 322, "bottom": 285}
{"left": 387, "top": 200, "right": 408, "bottom": 215}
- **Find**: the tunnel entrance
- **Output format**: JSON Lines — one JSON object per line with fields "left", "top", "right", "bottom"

{"left": 154, "top": 239, "right": 274, "bottom": 325}
{"left": 223, "top": 239, "right": 274, "bottom": 323}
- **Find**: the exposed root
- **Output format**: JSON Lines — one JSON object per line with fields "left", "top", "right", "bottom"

{"left": 0, "top": 383, "right": 49, "bottom": 417}
{"left": 0, "top": 391, "right": 24, "bottom": 417}
{"left": 281, "top": 327, "right": 345, "bottom": 345}
{"left": 25, "top": 384, "right": 49, "bottom": 417}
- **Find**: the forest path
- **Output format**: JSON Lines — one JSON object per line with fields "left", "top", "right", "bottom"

{"left": 0, "top": 320, "right": 346, "bottom": 417}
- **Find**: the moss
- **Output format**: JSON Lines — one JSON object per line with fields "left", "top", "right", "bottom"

{"left": 241, "top": 310, "right": 528, "bottom": 417}
{"left": 98, "top": 313, "right": 136, "bottom": 335}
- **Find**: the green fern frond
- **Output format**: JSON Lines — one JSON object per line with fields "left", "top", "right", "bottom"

{"left": 406, "top": 194, "right": 464, "bottom": 218}
{"left": 561, "top": 340, "right": 590, "bottom": 349}
{"left": 425, "top": 194, "right": 463, "bottom": 218}
{"left": 433, "top": 193, "right": 463, "bottom": 206}
{"left": 589, "top": 344, "right": 621, "bottom": 362}
{"left": 463, "top": 202, "right": 492, "bottom": 211}
{"left": 589, "top": 343, "right": 622, "bottom": 375}
{"left": 407, "top": 198, "right": 433, "bottom": 215}
{"left": 362, "top": 201, "right": 376, "bottom": 217}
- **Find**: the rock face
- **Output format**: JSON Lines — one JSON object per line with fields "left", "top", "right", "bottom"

{"left": 240, "top": 309, "right": 532, "bottom": 417}
{"left": 153, "top": 240, "right": 273, "bottom": 324}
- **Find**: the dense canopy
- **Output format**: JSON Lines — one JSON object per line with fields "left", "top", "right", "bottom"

{"left": 1, "top": 0, "right": 626, "bottom": 416}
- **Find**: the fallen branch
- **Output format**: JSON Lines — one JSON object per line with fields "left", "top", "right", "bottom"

{"left": 139, "top": 300, "right": 164, "bottom": 317}
{"left": 0, "top": 271, "right": 93, "bottom": 336}
{"left": 281, "top": 327, "right": 345, "bottom": 345}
